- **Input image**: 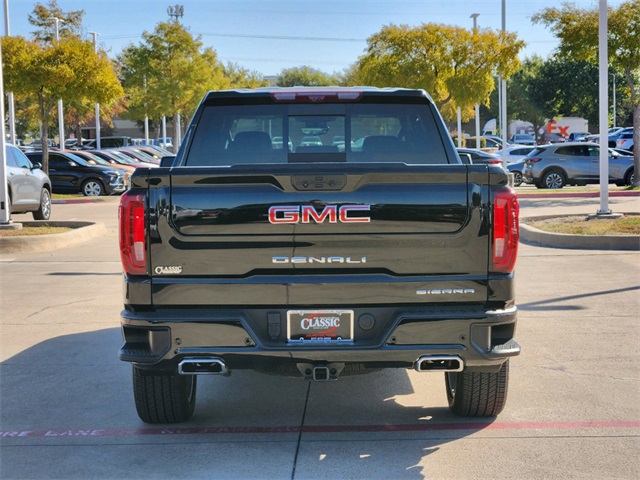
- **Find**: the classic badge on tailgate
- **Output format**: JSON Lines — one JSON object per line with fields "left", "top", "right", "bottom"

{"left": 287, "top": 310, "right": 354, "bottom": 343}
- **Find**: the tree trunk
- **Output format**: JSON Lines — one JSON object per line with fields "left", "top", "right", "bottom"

{"left": 624, "top": 67, "right": 639, "bottom": 187}
{"left": 38, "top": 93, "right": 50, "bottom": 175}
{"left": 75, "top": 122, "right": 83, "bottom": 147}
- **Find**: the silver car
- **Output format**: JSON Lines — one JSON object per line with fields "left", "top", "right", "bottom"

{"left": 5, "top": 144, "right": 52, "bottom": 219}
{"left": 522, "top": 142, "right": 635, "bottom": 189}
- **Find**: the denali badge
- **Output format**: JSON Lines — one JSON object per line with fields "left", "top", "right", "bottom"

{"left": 268, "top": 205, "right": 371, "bottom": 224}
{"left": 273, "top": 256, "right": 366, "bottom": 264}
{"left": 154, "top": 265, "right": 183, "bottom": 275}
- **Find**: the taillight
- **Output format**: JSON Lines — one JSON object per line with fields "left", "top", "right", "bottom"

{"left": 119, "top": 191, "right": 147, "bottom": 275}
{"left": 527, "top": 157, "right": 542, "bottom": 163}
{"left": 492, "top": 187, "right": 519, "bottom": 274}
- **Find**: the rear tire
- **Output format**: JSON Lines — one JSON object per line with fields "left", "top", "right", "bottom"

{"left": 624, "top": 169, "right": 635, "bottom": 186}
{"left": 445, "top": 360, "right": 509, "bottom": 417}
{"left": 542, "top": 170, "right": 566, "bottom": 189}
{"left": 132, "top": 366, "right": 197, "bottom": 423}
{"left": 32, "top": 188, "right": 51, "bottom": 220}
{"left": 512, "top": 171, "right": 523, "bottom": 187}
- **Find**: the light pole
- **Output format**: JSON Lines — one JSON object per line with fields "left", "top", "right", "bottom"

{"left": 597, "top": 0, "right": 611, "bottom": 216}
{"left": 470, "top": 14, "right": 480, "bottom": 149}
{"left": 1, "top": 37, "right": 10, "bottom": 225}
{"left": 500, "top": 0, "right": 508, "bottom": 166}
{"left": 51, "top": 17, "right": 65, "bottom": 148}
{"left": 90, "top": 32, "right": 101, "bottom": 149}
{"left": 162, "top": 116, "right": 167, "bottom": 150}
{"left": 457, "top": 107, "right": 462, "bottom": 148}
{"left": 4, "top": 0, "right": 16, "bottom": 145}
{"left": 143, "top": 76, "right": 149, "bottom": 145}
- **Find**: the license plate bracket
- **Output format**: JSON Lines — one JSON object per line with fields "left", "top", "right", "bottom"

{"left": 287, "top": 310, "right": 354, "bottom": 343}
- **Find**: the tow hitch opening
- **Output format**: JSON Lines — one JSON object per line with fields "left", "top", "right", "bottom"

{"left": 313, "top": 366, "right": 330, "bottom": 381}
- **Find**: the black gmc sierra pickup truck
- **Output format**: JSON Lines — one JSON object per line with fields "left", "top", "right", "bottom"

{"left": 118, "top": 87, "right": 520, "bottom": 423}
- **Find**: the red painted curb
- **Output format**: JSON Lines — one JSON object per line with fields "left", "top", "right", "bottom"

{"left": 518, "top": 191, "right": 640, "bottom": 199}
{"left": 52, "top": 199, "right": 103, "bottom": 204}
{"left": 2, "top": 420, "right": 639, "bottom": 439}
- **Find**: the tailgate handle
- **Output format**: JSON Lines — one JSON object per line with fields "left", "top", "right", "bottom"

{"left": 292, "top": 175, "right": 346, "bottom": 191}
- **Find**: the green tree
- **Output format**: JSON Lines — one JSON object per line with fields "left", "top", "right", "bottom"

{"left": 354, "top": 23, "right": 525, "bottom": 122}
{"left": 117, "top": 21, "right": 229, "bottom": 152}
{"left": 339, "top": 64, "right": 360, "bottom": 87}
{"left": 276, "top": 66, "right": 340, "bottom": 87}
{"left": 24, "top": 0, "right": 124, "bottom": 147}
{"left": 533, "top": 0, "right": 640, "bottom": 184}
{"left": 28, "top": 0, "right": 84, "bottom": 44}
{"left": 2, "top": 35, "right": 124, "bottom": 172}
{"left": 223, "top": 62, "right": 267, "bottom": 89}
{"left": 499, "top": 56, "right": 630, "bottom": 142}
{"left": 507, "top": 56, "right": 549, "bottom": 142}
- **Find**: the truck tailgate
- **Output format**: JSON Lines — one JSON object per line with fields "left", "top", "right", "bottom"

{"left": 146, "top": 164, "right": 491, "bottom": 306}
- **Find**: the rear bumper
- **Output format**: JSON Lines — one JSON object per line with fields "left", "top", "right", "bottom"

{"left": 120, "top": 305, "right": 519, "bottom": 374}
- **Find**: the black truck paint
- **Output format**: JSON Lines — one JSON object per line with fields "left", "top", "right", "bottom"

{"left": 118, "top": 87, "right": 520, "bottom": 423}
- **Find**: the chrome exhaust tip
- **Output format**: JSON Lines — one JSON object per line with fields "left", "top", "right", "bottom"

{"left": 178, "top": 358, "right": 228, "bottom": 375}
{"left": 414, "top": 355, "right": 464, "bottom": 373}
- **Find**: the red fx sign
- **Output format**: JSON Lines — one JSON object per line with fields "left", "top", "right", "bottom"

{"left": 547, "top": 120, "right": 570, "bottom": 137}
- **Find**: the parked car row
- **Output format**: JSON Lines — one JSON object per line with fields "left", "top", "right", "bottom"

{"left": 581, "top": 127, "right": 634, "bottom": 149}
{"left": 505, "top": 127, "right": 635, "bottom": 151}
{"left": 25, "top": 151, "right": 127, "bottom": 197}
{"left": 457, "top": 142, "right": 635, "bottom": 189}
{"left": 522, "top": 143, "right": 635, "bottom": 189}
{"left": 17, "top": 145, "right": 168, "bottom": 197}
{"left": 17, "top": 136, "right": 176, "bottom": 153}
{"left": 2, "top": 141, "right": 171, "bottom": 223}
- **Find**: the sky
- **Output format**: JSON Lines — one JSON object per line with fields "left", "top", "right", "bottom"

{"left": 3, "top": 0, "right": 624, "bottom": 77}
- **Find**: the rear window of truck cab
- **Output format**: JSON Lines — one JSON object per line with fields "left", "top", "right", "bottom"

{"left": 184, "top": 102, "right": 453, "bottom": 166}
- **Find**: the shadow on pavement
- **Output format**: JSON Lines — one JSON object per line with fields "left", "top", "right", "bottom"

{"left": 518, "top": 285, "right": 640, "bottom": 311}
{"left": 1, "top": 329, "right": 494, "bottom": 479}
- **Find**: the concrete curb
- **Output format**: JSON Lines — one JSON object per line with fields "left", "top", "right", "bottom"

{"left": 0, "top": 221, "right": 108, "bottom": 254}
{"left": 521, "top": 213, "right": 640, "bottom": 251}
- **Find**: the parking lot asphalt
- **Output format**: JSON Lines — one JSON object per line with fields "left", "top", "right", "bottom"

{"left": 1, "top": 193, "right": 639, "bottom": 479}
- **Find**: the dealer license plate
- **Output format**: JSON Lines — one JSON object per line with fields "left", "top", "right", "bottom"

{"left": 287, "top": 310, "right": 354, "bottom": 343}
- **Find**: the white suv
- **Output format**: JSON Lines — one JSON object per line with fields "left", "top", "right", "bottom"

{"left": 5, "top": 144, "right": 52, "bottom": 220}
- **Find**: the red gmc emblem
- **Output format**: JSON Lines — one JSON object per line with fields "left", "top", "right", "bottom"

{"left": 268, "top": 205, "right": 371, "bottom": 224}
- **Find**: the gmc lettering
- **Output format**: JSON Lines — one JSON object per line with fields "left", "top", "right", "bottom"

{"left": 269, "top": 205, "right": 370, "bottom": 224}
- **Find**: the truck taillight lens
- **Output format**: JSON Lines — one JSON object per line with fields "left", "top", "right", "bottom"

{"left": 492, "top": 188, "right": 519, "bottom": 273}
{"left": 119, "top": 191, "right": 147, "bottom": 275}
